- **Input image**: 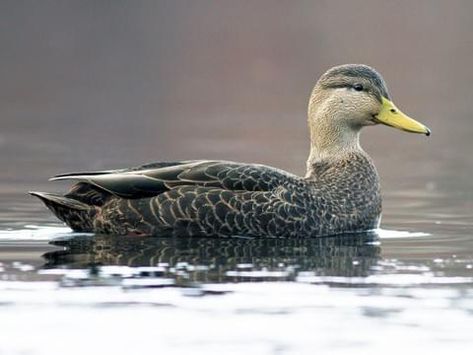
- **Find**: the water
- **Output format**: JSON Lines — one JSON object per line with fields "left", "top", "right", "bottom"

{"left": 1, "top": 160, "right": 472, "bottom": 355}
{"left": 2, "top": 1, "right": 473, "bottom": 354}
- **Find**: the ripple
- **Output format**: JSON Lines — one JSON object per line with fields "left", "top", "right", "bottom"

{"left": 296, "top": 272, "right": 473, "bottom": 287}
{"left": 376, "top": 228, "right": 430, "bottom": 239}
{"left": 0, "top": 225, "right": 77, "bottom": 241}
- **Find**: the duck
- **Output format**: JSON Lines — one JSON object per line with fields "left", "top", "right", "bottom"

{"left": 30, "top": 64, "right": 430, "bottom": 238}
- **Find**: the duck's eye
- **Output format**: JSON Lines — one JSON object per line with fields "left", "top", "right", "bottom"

{"left": 353, "top": 84, "right": 364, "bottom": 91}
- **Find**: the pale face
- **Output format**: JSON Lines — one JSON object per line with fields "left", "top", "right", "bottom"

{"left": 322, "top": 84, "right": 384, "bottom": 129}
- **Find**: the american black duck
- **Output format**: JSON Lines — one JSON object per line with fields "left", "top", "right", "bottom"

{"left": 31, "top": 64, "right": 430, "bottom": 238}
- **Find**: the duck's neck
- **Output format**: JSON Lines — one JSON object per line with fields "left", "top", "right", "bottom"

{"left": 305, "top": 95, "right": 363, "bottom": 178}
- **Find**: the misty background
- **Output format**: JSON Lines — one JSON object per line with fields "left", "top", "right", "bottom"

{"left": 1, "top": 0, "right": 472, "bottom": 201}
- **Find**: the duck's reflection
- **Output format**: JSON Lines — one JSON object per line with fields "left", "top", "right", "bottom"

{"left": 43, "top": 232, "right": 381, "bottom": 282}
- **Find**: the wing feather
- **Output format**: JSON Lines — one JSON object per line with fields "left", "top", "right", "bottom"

{"left": 50, "top": 160, "right": 300, "bottom": 199}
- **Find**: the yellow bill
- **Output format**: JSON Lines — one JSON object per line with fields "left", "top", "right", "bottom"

{"left": 374, "top": 97, "right": 431, "bottom": 136}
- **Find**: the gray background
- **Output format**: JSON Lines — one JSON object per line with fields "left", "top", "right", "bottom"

{"left": 1, "top": 0, "right": 471, "bottom": 195}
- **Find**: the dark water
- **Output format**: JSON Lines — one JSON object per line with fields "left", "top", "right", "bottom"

{"left": 2, "top": 1, "right": 473, "bottom": 354}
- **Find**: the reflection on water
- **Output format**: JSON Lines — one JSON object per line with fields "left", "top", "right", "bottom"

{"left": 0, "top": 229, "right": 472, "bottom": 355}
{"left": 42, "top": 233, "right": 381, "bottom": 284}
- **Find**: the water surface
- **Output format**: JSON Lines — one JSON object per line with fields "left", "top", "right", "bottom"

{"left": 1, "top": 162, "right": 472, "bottom": 355}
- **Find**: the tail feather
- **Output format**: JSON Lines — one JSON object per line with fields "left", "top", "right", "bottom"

{"left": 29, "top": 192, "right": 96, "bottom": 232}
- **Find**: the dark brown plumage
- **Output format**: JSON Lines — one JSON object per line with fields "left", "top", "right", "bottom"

{"left": 31, "top": 64, "right": 430, "bottom": 238}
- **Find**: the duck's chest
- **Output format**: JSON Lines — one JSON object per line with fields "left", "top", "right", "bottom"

{"left": 305, "top": 154, "right": 382, "bottom": 232}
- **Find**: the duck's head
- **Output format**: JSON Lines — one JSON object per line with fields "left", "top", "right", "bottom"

{"left": 307, "top": 64, "right": 430, "bottom": 160}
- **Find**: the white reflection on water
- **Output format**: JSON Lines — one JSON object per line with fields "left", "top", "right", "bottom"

{"left": 0, "top": 226, "right": 471, "bottom": 354}
{"left": 0, "top": 281, "right": 472, "bottom": 355}
{"left": 0, "top": 225, "right": 428, "bottom": 241}
{"left": 376, "top": 228, "right": 429, "bottom": 239}
{"left": 296, "top": 273, "right": 473, "bottom": 286}
{"left": 0, "top": 225, "right": 74, "bottom": 240}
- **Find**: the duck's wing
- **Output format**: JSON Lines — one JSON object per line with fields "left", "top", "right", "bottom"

{"left": 50, "top": 160, "right": 300, "bottom": 199}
